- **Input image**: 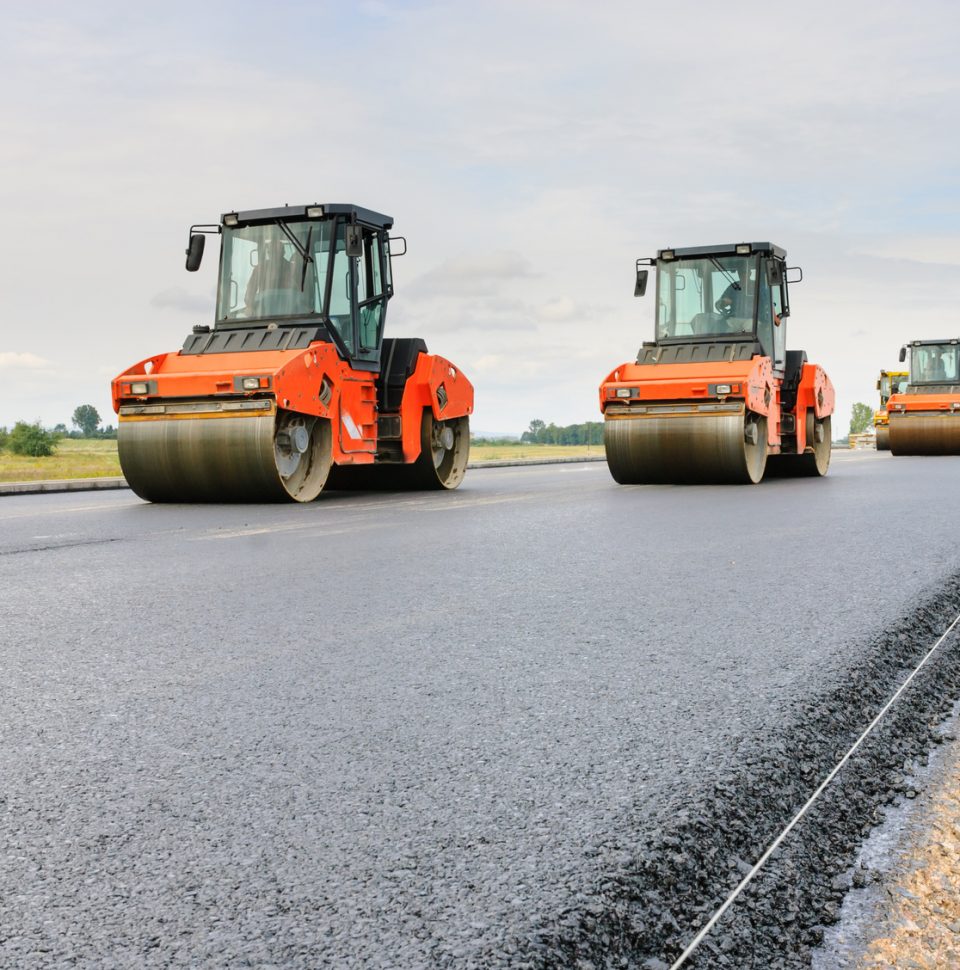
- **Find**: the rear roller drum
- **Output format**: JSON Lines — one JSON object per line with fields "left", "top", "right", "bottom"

{"left": 328, "top": 411, "right": 470, "bottom": 491}
{"left": 875, "top": 425, "right": 890, "bottom": 451}
{"left": 416, "top": 411, "right": 470, "bottom": 489}
{"left": 766, "top": 414, "right": 832, "bottom": 478}
{"left": 800, "top": 413, "right": 831, "bottom": 476}
{"left": 603, "top": 409, "right": 767, "bottom": 485}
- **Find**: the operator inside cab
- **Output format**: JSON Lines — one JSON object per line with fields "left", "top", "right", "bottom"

{"left": 244, "top": 231, "right": 308, "bottom": 317}
{"left": 715, "top": 266, "right": 752, "bottom": 320}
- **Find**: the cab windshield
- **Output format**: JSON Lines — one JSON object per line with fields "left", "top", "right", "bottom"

{"left": 656, "top": 255, "right": 758, "bottom": 340}
{"left": 910, "top": 344, "right": 960, "bottom": 384}
{"left": 217, "top": 221, "right": 332, "bottom": 323}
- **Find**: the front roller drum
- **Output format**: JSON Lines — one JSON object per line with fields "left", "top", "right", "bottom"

{"left": 889, "top": 413, "right": 960, "bottom": 455}
{"left": 119, "top": 406, "right": 333, "bottom": 502}
{"left": 604, "top": 407, "right": 768, "bottom": 484}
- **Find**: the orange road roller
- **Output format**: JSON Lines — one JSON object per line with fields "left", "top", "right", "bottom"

{"left": 599, "top": 242, "right": 835, "bottom": 484}
{"left": 873, "top": 369, "right": 909, "bottom": 451}
{"left": 112, "top": 204, "right": 473, "bottom": 502}
{"left": 887, "top": 339, "right": 960, "bottom": 455}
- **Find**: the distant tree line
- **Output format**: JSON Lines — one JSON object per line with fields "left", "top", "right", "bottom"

{"left": 520, "top": 419, "right": 603, "bottom": 445}
{"left": 472, "top": 419, "right": 604, "bottom": 447}
{"left": 0, "top": 405, "right": 117, "bottom": 458}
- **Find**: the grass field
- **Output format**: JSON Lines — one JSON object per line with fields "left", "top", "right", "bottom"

{"left": 469, "top": 443, "right": 604, "bottom": 461}
{"left": 0, "top": 439, "right": 122, "bottom": 483}
{"left": 0, "top": 439, "right": 604, "bottom": 483}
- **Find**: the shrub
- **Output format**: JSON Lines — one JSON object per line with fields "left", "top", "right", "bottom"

{"left": 8, "top": 421, "right": 60, "bottom": 457}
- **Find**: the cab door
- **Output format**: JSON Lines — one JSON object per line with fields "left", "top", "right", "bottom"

{"left": 350, "top": 228, "right": 388, "bottom": 368}
{"left": 769, "top": 264, "right": 788, "bottom": 376}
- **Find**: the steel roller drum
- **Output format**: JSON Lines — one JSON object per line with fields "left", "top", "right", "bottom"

{"left": 118, "top": 401, "right": 332, "bottom": 502}
{"left": 327, "top": 414, "right": 470, "bottom": 491}
{"left": 765, "top": 414, "right": 832, "bottom": 478}
{"left": 875, "top": 425, "right": 890, "bottom": 451}
{"left": 604, "top": 404, "right": 767, "bottom": 484}
{"left": 889, "top": 412, "right": 960, "bottom": 455}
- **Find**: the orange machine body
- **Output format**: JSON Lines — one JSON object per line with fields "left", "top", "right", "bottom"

{"left": 599, "top": 356, "right": 834, "bottom": 453}
{"left": 112, "top": 340, "right": 473, "bottom": 467}
{"left": 886, "top": 389, "right": 960, "bottom": 417}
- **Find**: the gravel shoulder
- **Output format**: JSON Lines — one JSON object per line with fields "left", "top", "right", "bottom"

{"left": 814, "top": 704, "right": 960, "bottom": 970}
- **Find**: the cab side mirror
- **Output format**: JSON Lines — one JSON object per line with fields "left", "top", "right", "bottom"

{"left": 634, "top": 269, "right": 649, "bottom": 297}
{"left": 876, "top": 379, "right": 881, "bottom": 391}
{"left": 185, "top": 234, "right": 205, "bottom": 272}
{"left": 345, "top": 225, "right": 363, "bottom": 258}
{"left": 899, "top": 346, "right": 907, "bottom": 363}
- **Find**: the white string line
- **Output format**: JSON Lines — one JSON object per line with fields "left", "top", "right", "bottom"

{"left": 668, "top": 609, "right": 960, "bottom": 970}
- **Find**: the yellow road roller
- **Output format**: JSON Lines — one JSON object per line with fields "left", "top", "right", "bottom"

{"left": 873, "top": 369, "right": 909, "bottom": 451}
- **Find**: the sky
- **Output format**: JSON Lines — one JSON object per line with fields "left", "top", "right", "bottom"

{"left": 2, "top": 0, "right": 959, "bottom": 436}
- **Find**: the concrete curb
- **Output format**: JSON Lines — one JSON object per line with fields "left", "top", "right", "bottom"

{"left": 0, "top": 457, "right": 608, "bottom": 496}
{"left": 0, "top": 477, "right": 129, "bottom": 496}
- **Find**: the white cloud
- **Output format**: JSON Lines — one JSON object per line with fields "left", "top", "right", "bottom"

{"left": 0, "top": 352, "right": 54, "bottom": 370}
{"left": 149, "top": 287, "right": 213, "bottom": 314}
{"left": 536, "top": 297, "right": 578, "bottom": 322}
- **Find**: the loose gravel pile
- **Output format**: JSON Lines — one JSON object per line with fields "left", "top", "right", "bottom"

{"left": 496, "top": 574, "right": 960, "bottom": 968}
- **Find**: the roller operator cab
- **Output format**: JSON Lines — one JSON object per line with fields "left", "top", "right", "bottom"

{"left": 873, "top": 369, "right": 910, "bottom": 451}
{"left": 112, "top": 204, "right": 473, "bottom": 502}
{"left": 887, "top": 340, "right": 960, "bottom": 455}
{"left": 599, "top": 243, "right": 835, "bottom": 484}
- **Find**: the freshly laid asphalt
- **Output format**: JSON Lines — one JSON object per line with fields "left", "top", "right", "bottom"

{"left": 2, "top": 451, "right": 960, "bottom": 968}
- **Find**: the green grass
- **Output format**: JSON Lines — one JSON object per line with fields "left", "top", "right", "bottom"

{"left": 0, "top": 439, "right": 121, "bottom": 482}
{"left": 0, "top": 438, "right": 604, "bottom": 483}
{"left": 469, "top": 443, "right": 604, "bottom": 461}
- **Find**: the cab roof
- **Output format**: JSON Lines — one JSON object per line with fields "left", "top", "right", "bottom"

{"left": 221, "top": 203, "right": 393, "bottom": 230}
{"left": 658, "top": 242, "right": 787, "bottom": 260}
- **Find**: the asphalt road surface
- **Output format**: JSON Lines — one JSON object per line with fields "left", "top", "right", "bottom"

{"left": 2, "top": 451, "right": 960, "bottom": 968}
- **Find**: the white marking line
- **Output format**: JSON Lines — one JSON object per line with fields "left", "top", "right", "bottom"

{"left": 203, "top": 522, "right": 381, "bottom": 541}
{"left": 667, "top": 609, "right": 960, "bottom": 970}
{"left": 196, "top": 493, "right": 538, "bottom": 539}
{"left": 0, "top": 500, "right": 139, "bottom": 521}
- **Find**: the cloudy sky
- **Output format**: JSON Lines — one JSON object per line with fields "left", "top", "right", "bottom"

{"left": 2, "top": 1, "right": 959, "bottom": 435}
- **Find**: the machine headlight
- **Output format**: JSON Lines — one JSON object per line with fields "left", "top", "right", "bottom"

{"left": 659, "top": 249, "right": 675, "bottom": 261}
{"left": 615, "top": 387, "right": 633, "bottom": 398}
{"left": 715, "top": 384, "right": 731, "bottom": 395}
{"left": 306, "top": 206, "right": 324, "bottom": 218}
{"left": 223, "top": 213, "right": 239, "bottom": 227}
{"left": 130, "top": 381, "right": 149, "bottom": 395}
{"left": 735, "top": 244, "right": 751, "bottom": 255}
{"left": 241, "top": 377, "right": 260, "bottom": 390}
